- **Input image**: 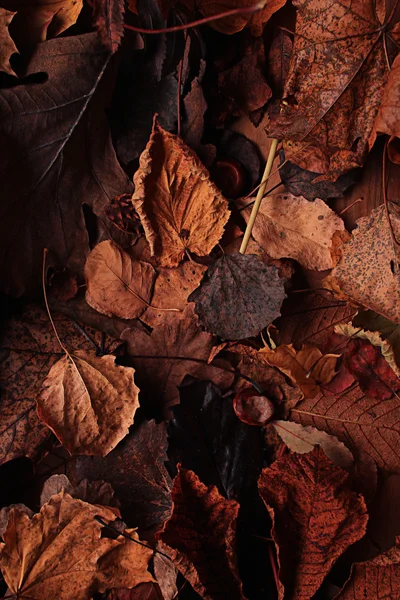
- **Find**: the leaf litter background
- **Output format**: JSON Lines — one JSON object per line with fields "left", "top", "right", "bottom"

{"left": 1, "top": 0, "right": 400, "bottom": 598}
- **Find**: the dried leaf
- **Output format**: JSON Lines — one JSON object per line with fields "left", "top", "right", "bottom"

{"left": 84, "top": 241, "right": 157, "bottom": 320}
{"left": 267, "top": 29, "right": 292, "bottom": 97}
{"left": 371, "top": 53, "right": 400, "bottom": 161}
{"left": 157, "top": 467, "right": 245, "bottom": 600}
{"left": 93, "top": 0, "right": 125, "bottom": 53}
{"left": 37, "top": 350, "right": 140, "bottom": 456}
{"left": 0, "top": 505, "right": 33, "bottom": 539}
{"left": 105, "top": 193, "right": 143, "bottom": 238}
{"left": 271, "top": 420, "right": 354, "bottom": 469}
{"left": 335, "top": 537, "right": 400, "bottom": 599}
{"left": 354, "top": 309, "right": 400, "bottom": 374}
{"left": 267, "top": 0, "right": 400, "bottom": 178}
{"left": 132, "top": 118, "right": 230, "bottom": 267}
{"left": 72, "top": 420, "right": 172, "bottom": 531}
{"left": 0, "top": 492, "right": 153, "bottom": 600}
{"left": 189, "top": 253, "right": 286, "bottom": 340}
{"left": 324, "top": 205, "right": 400, "bottom": 323}
{"left": 121, "top": 306, "right": 234, "bottom": 418}
{"left": 242, "top": 194, "right": 344, "bottom": 270}
{"left": 0, "top": 8, "right": 16, "bottom": 75}
{"left": 233, "top": 388, "right": 275, "bottom": 426}
{"left": 258, "top": 447, "right": 368, "bottom": 600}
{"left": 260, "top": 343, "right": 340, "bottom": 398}
{"left": 40, "top": 474, "right": 118, "bottom": 508}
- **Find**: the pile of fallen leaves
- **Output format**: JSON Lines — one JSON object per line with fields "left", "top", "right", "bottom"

{"left": 2, "top": 0, "right": 400, "bottom": 598}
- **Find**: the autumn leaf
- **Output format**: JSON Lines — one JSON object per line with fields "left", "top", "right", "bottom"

{"left": 371, "top": 53, "right": 400, "bottom": 164}
{"left": 324, "top": 205, "right": 400, "bottom": 323}
{"left": 72, "top": 420, "right": 172, "bottom": 531}
{"left": 233, "top": 387, "right": 275, "bottom": 426}
{"left": 131, "top": 118, "right": 230, "bottom": 268}
{"left": 105, "top": 193, "right": 143, "bottom": 239}
{"left": 0, "top": 33, "right": 132, "bottom": 296}
{"left": 0, "top": 8, "right": 16, "bottom": 75}
{"left": 260, "top": 343, "right": 340, "bottom": 398}
{"left": 40, "top": 474, "right": 118, "bottom": 508}
{"left": 93, "top": 0, "right": 125, "bottom": 53}
{"left": 157, "top": 466, "right": 245, "bottom": 600}
{"left": 258, "top": 447, "right": 368, "bottom": 600}
{"left": 267, "top": 0, "right": 400, "bottom": 178}
{"left": 335, "top": 537, "right": 400, "bottom": 599}
{"left": 354, "top": 309, "right": 400, "bottom": 374}
{"left": 84, "top": 241, "right": 157, "bottom": 320}
{"left": 0, "top": 492, "right": 154, "bottom": 600}
{"left": 189, "top": 253, "right": 286, "bottom": 340}
{"left": 242, "top": 194, "right": 345, "bottom": 270}
{"left": 120, "top": 306, "right": 234, "bottom": 418}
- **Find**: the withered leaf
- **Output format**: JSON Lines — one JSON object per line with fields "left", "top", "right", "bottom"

{"left": 157, "top": 467, "right": 245, "bottom": 600}
{"left": 354, "top": 309, "right": 400, "bottom": 374}
{"left": 242, "top": 194, "right": 344, "bottom": 270}
{"left": 324, "top": 205, "right": 400, "bottom": 323}
{"left": 267, "top": 0, "right": 400, "bottom": 178}
{"left": 39, "top": 474, "right": 118, "bottom": 508}
{"left": 258, "top": 447, "right": 368, "bottom": 600}
{"left": 0, "top": 8, "right": 16, "bottom": 75}
{"left": 121, "top": 306, "right": 234, "bottom": 418}
{"left": 84, "top": 241, "right": 157, "bottom": 320}
{"left": 169, "top": 379, "right": 264, "bottom": 499}
{"left": 335, "top": 537, "right": 400, "bottom": 599}
{"left": 132, "top": 118, "right": 230, "bottom": 268}
{"left": 0, "top": 492, "right": 154, "bottom": 600}
{"left": 0, "top": 33, "right": 132, "bottom": 296}
{"left": 93, "top": 0, "right": 125, "bottom": 53}
{"left": 71, "top": 420, "right": 172, "bottom": 531}
{"left": 371, "top": 53, "right": 400, "bottom": 163}
{"left": 0, "top": 305, "right": 112, "bottom": 465}
{"left": 189, "top": 253, "right": 286, "bottom": 340}
{"left": 37, "top": 350, "right": 140, "bottom": 456}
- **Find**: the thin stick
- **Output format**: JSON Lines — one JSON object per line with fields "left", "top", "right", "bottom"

{"left": 42, "top": 249, "right": 69, "bottom": 356}
{"left": 268, "top": 543, "right": 280, "bottom": 591}
{"left": 177, "top": 56, "right": 184, "bottom": 138}
{"left": 239, "top": 138, "right": 279, "bottom": 254}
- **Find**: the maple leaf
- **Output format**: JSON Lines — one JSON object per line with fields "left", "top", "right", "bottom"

{"left": 0, "top": 8, "right": 16, "bottom": 75}
{"left": 267, "top": 0, "right": 400, "bottom": 178}
{"left": 324, "top": 205, "right": 400, "bottom": 323}
{"left": 189, "top": 253, "right": 287, "bottom": 340}
{"left": 37, "top": 350, "right": 140, "bottom": 457}
{"left": 258, "top": 447, "right": 368, "bottom": 600}
{"left": 0, "top": 33, "right": 132, "bottom": 296}
{"left": 120, "top": 306, "right": 234, "bottom": 418}
{"left": 0, "top": 492, "right": 154, "bottom": 600}
{"left": 157, "top": 466, "right": 245, "bottom": 600}
{"left": 84, "top": 241, "right": 157, "bottom": 320}
{"left": 334, "top": 537, "right": 400, "bottom": 599}
{"left": 242, "top": 193, "right": 345, "bottom": 270}
{"left": 72, "top": 420, "right": 172, "bottom": 531}
{"left": 0, "top": 305, "right": 115, "bottom": 465}
{"left": 93, "top": 0, "right": 125, "bottom": 53}
{"left": 168, "top": 379, "right": 264, "bottom": 499}
{"left": 131, "top": 118, "right": 230, "bottom": 268}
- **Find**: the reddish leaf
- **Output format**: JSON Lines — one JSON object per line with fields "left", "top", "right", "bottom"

{"left": 93, "top": 0, "right": 125, "bottom": 54}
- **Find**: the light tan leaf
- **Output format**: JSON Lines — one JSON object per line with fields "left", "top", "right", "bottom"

{"left": 260, "top": 343, "right": 340, "bottom": 398}
{"left": 0, "top": 8, "right": 17, "bottom": 75}
{"left": 242, "top": 194, "right": 344, "bottom": 271}
{"left": 132, "top": 118, "right": 230, "bottom": 267}
{"left": 39, "top": 474, "right": 117, "bottom": 508}
{"left": 272, "top": 420, "right": 354, "bottom": 469}
{"left": 37, "top": 350, "right": 140, "bottom": 456}
{"left": 0, "top": 492, "right": 153, "bottom": 600}
{"left": 85, "top": 240, "right": 156, "bottom": 320}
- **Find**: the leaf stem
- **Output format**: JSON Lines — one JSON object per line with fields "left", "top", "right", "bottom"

{"left": 239, "top": 138, "right": 279, "bottom": 254}
{"left": 42, "top": 249, "right": 69, "bottom": 357}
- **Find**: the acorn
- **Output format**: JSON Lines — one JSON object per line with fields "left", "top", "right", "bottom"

{"left": 233, "top": 387, "right": 275, "bottom": 427}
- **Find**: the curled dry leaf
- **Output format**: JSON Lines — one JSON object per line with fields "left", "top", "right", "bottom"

{"left": 37, "top": 350, "right": 140, "bottom": 456}
{"left": 354, "top": 309, "right": 400, "bottom": 374}
{"left": 242, "top": 194, "right": 345, "bottom": 270}
{"left": 157, "top": 466, "right": 245, "bottom": 600}
{"left": 260, "top": 343, "right": 340, "bottom": 399}
{"left": 272, "top": 420, "right": 354, "bottom": 469}
{"left": 132, "top": 118, "right": 230, "bottom": 268}
{"left": 371, "top": 53, "right": 400, "bottom": 164}
{"left": 335, "top": 537, "right": 400, "bottom": 599}
{"left": 324, "top": 206, "right": 400, "bottom": 323}
{"left": 258, "top": 447, "right": 368, "bottom": 600}
{"left": 84, "top": 241, "right": 157, "bottom": 320}
{"left": 0, "top": 492, "right": 154, "bottom": 600}
{"left": 0, "top": 8, "right": 17, "bottom": 75}
{"left": 189, "top": 253, "right": 287, "bottom": 340}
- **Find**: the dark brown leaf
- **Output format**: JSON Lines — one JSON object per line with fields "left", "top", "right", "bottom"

{"left": 93, "top": 0, "right": 125, "bottom": 53}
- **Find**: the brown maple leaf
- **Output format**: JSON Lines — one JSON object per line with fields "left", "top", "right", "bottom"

{"left": 0, "top": 8, "right": 16, "bottom": 75}
{"left": 267, "top": 0, "right": 400, "bottom": 179}
{"left": 84, "top": 241, "right": 157, "bottom": 320}
{"left": 0, "top": 492, "right": 154, "bottom": 600}
{"left": 258, "top": 447, "right": 368, "bottom": 600}
{"left": 335, "top": 537, "right": 400, "bottom": 599}
{"left": 324, "top": 205, "right": 400, "bottom": 323}
{"left": 241, "top": 194, "right": 345, "bottom": 270}
{"left": 37, "top": 349, "right": 140, "bottom": 456}
{"left": 157, "top": 466, "right": 245, "bottom": 600}
{"left": 131, "top": 118, "right": 230, "bottom": 268}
